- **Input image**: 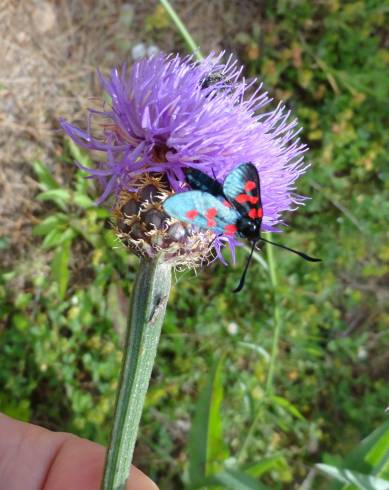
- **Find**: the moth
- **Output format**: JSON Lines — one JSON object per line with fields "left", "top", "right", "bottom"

{"left": 163, "top": 163, "right": 320, "bottom": 292}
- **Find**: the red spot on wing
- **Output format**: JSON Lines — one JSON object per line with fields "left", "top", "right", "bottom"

{"left": 205, "top": 208, "right": 217, "bottom": 219}
{"left": 186, "top": 209, "right": 199, "bottom": 220}
{"left": 236, "top": 193, "right": 250, "bottom": 203}
{"left": 205, "top": 207, "right": 217, "bottom": 227}
{"left": 248, "top": 208, "right": 257, "bottom": 219}
{"left": 244, "top": 180, "right": 256, "bottom": 192}
{"left": 223, "top": 200, "right": 233, "bottom": 208}
{"left": 248, "top": 208, "right": 264, "bottom": 219}
{"left": 236, "top": 194, "right": 259, "bottom": 205}
{"left": 224, "top": 224, "right": 237, "bottom": 236}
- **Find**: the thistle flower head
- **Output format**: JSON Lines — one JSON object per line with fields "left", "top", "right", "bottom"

{"left": 61, "top": 53, "right": 308, "bottom": 264}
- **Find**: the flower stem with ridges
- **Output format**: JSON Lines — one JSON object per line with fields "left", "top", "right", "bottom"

{"left": 102, "top": 257, "right": 171, "bottom": 490}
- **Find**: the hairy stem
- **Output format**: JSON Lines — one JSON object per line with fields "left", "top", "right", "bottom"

{"left": 102, "top": 257, "right": 171, "bottom": 490}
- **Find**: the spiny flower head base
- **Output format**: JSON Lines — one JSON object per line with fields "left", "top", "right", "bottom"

{"left": 114, "top": 174, "right": 214, "bottom": 266}
{"left": 61, "top": 53, "right": 308, "bottom": 263}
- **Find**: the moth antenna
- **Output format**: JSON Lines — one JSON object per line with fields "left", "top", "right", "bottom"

{"left": 259, "top": 237, "right": 321, "bottom": 262}
{"left": 233, "top": 240, "right": 257, "bottom": 293}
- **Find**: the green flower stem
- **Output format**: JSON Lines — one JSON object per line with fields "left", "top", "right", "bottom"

{"left": 159, "top": 0, "right": 203, "bottom": 60}
{"left": 265, "top": 235, "right": 282, "bottom": 395}
{"left": 102, "top": 256, "right": 172, "bottom": 490}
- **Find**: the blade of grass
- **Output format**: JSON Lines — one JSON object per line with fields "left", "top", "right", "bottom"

{"left": 51, "top": 238, "right": 72, "bottom": 300}
{"left": 188, "top": 358, "right": 228, "bottom": 485}
{"left": 237, "top": 234, "right": 282, "bottom": 463}
{"left": 316, "top": 464, "right": 389, "bottom": 490}
{"left": 159, "top": 0, "right": 203, "bottom": 60}
{"left": 213, "top": 469, "right": 270, "bottom": 489}
{"left": 265, "top": 235, "right": 282, "bottom": 396}
{"left": 237, "top": 400, "right": 266, "bottom": 465}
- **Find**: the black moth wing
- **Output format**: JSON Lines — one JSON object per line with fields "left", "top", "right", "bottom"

{"left": 222, "top": 162, "right": 263, "bottom": 221}
{"left": 185, "top": 167, "right": 224, "bottom": 197}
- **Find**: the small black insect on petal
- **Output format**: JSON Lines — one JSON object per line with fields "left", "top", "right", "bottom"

{"left": 200, "top": 71, "right": 226, "bottom": 89}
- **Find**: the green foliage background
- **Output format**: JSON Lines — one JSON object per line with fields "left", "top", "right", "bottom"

{"left": 1, "top": 1, "right": 388, "bottom": 488}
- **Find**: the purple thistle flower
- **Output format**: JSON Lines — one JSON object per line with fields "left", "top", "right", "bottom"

{"left": 61, "top": 52, "right": 308, "bottom": 263}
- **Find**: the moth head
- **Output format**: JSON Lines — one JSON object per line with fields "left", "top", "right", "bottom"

{"left": 237, "top": 217, "right": 261, "bottom": 241}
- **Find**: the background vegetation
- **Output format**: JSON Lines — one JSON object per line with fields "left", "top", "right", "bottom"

{"left": 1, "top": 1, "right": 388, "bottom": 488}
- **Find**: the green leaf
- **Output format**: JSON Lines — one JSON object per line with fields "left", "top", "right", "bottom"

{"left": 319, "top": 422, "right": 389, "bottom": 490}
{"left": 95, "top": 207, "right": 111, "bottom": 219}
{"left": 37, "top": 189, "right": 71, "bottom": 211}
{"left": 345, "top": 421, "right": 389, "bottom": 479}
{"left": 33, "top": 160, "right": 60, "bottom": 190}
{"left": 270, "top": 395, "right": 305, "bottom": 420}
{"left": 41, "top": 227, "right": 75, "bottom": 250}
{"left": 188, "top": 358, "right": 229, "bottom": 485}
{"left": 42, "top": 228, "right": 64, "bottom": 249}
{"left": 32, "top": 214, "right": 69, "bottom": 236}
{"left": 245, "top": 454, "right": 287, "bottom": 478}
{"left": 213, "top": 469, "right": 270, "bottom": 490}
{"left": 12, "top": 313, "right": 29, "bottom": 331}
{"left": 317, "top": 464, "right": 389, "bottom": 490}
{"left": 67, "top": 139, "right": 92, "bottom": 168}
{"left": 51, "top": 239, "right": 72, "bottom": 299}
{"left": 73, "top": 192, "right": 95, "bottom": 209}
{"left": 368, "top": 433, "right": 389, "bottom": 480}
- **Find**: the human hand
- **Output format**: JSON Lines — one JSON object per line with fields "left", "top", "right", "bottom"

{"left": 0, "top": 413, "right": 158, "bottom": 490}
